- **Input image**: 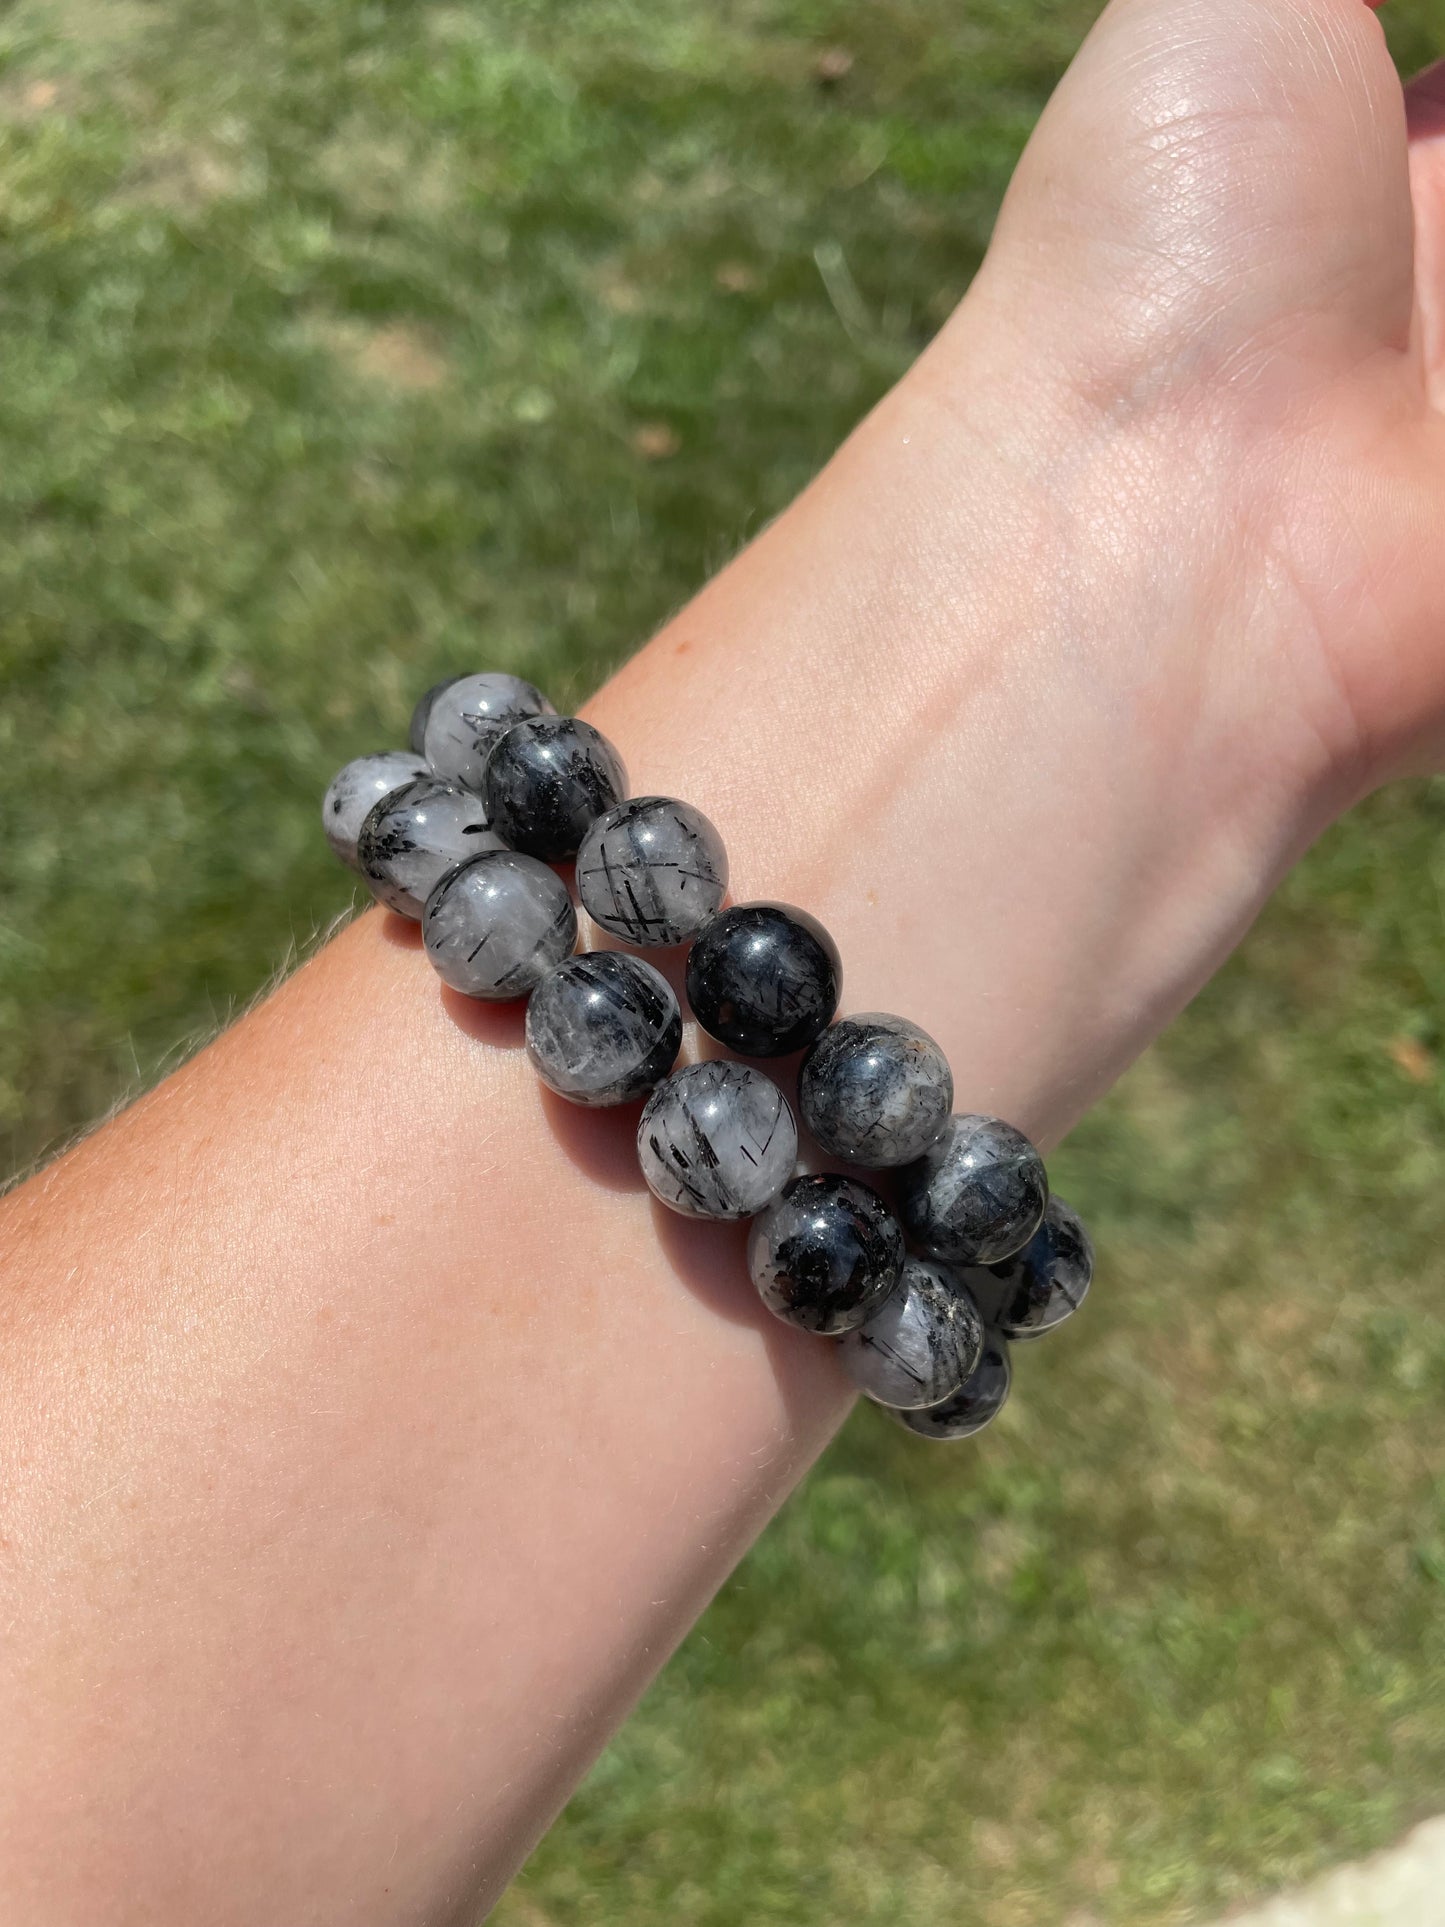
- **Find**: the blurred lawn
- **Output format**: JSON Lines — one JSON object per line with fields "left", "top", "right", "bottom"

{"left": 4, "top": 0, "right": 1445, "bottom": 1921}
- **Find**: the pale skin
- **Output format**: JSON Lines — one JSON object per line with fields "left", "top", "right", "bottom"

{"left": 2, "top": 0, "right": 1444, "bottom": 1918}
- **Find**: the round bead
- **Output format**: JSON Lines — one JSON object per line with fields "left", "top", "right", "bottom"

{"left": 891, "top": 1330, "right": 1013, "bottom": 1441}
{"left": 423, "top": 672, "right": 556, "bottom": 794}
{"left": 482, "top": 716, "right": 628, "bottom": 861}
{"left": 409, "top": 676, "right": 461, "bottom": 755}
{"left": 525, "top": 953, "right": 682, "bottom": 1107}
{"left": 684, "top": 903, "right": 841, "bottom": 1058}
{"left": 747, "top": 1174, "right": 904, "bottom": 1335}
{"left": 799, "top": 1012, "right": 953, "bottom": 1167}
{"left": 423, "top": 849, "right": 577, "bottom": 999}
{"left": 965, "top": 1195, "right": 1093, "bottom": 1340}
{"left": 575, "top": 796, "right": 728, "bottom": 947}
{"left": 837, "top": 1256, "right": 984, "bottom": 1409}
{"left": 357, "top": 777, "right": 505, "bottom": 919}
{"left": 321, "top": 751, "right": 428, "bottom": 870}
{"left": 897, "top": 1114, "right": 1048, "bottom": 1265}
{"left": 637, "top": 1061, "right": 797, "bottom": 1220}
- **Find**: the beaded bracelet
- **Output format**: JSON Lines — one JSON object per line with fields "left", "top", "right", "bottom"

{"left": 322, "top": 671, "right": 1094, "bottom": 1442}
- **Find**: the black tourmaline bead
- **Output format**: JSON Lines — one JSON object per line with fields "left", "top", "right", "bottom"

{"left": 966, "top": 1195, "right": 1093, "bottom": 1339}
{"left": 746, "top": 1173, "right": 904, "bottom": 1335}
{"left": 482, "top": 716, "right": 628, "bottom": 861}
{"left": 890, "top": 1329, "right": 1012, "bottom": 1440}
{"left": 356, "top": 776, "right": 505, "bottom": 920}
{"left": 636, "top": 1062, "right": 798, "bottom": 1221}
{"left": 409, "top": 675, "right": 461, "bottom": 754}
{"left": 896, "top": 1114, "right": 1048, "bottom": 1265}
{"left": 837, "top": 1255, "right": 984, "bottom": 1409}
{"left": 524, "top": 952, "right": 682, "bottom": 1107}
{"left": 684, "top": 902, "right": 841, "bottom": 1057}
{"left": 799, "top": 1012, "right": 953, "bottom": 1167}
{"left": 424, "top": 672, "right": 555, "bottom": 791}
{"left": 575, "top": 796, "right": 728, "bottom": 947}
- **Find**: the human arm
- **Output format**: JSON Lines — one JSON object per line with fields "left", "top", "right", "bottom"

{"left": 3, "top": 0, "right": 1445, "bottom": 1920}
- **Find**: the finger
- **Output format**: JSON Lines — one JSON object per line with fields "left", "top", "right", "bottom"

{"left": 1406, "top": 58, "right": 1445, "bottom": 396}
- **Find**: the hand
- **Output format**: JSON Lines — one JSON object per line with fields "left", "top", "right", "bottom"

{"left": 601, "top": 0, "right": 1445, "bottom": 1135}
{"left": 963, "top": 0, "right": 1445, "bottom": 794}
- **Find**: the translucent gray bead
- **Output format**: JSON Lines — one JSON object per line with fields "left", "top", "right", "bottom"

{"left": 684, "top": 902, "right": 842, "bottom": 1058}
{"left": 965, "top": 1195, "right": 1093, "bottom": 1340}
{"left": 575, "top": 796, "right": 728, "bottom": 947}
{"left": 525, "top": 952, "right": 682, "bottom": 1107}
{"left": 637, "top": 1061, "right": 797, "bottom": 1220}
{"left": 897, "top": 1113, "right": 1048, "bottom": 1265}
{"left": 321, "top": 751, "right": 428, "bottom": 870}
{"left": 838, "top": 1256, "right": 984, "bottom": 1409}
{"left": 799, "top": 1012, "right": 953, "bottom": 1167}
{"left": 747, "top": 1174, "right": 904, "bottom": 1336}
{"left": 483, "top": 716, "right": 629, "bottom": 862}
{"left": 357, "top": 776, "right": 505, "bottom": 919}
{"left": 891, "top": 1330, "right": 1012, "bottom": 1441}
{"left": 410, "top": 676, "right": 461, "bottom": 754}
{"left": 423, "top": 849, "right": 577, "bottom": 1000}
{"left": 423, "top": 672, "right": 556, "bottom": 793}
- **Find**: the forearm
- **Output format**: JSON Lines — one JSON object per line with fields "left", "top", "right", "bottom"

{"left": 0, "top": 297, "right": 1344, "bottom": 1923}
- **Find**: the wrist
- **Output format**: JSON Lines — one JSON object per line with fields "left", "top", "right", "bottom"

{"left": 588, "top": 315, "right": 1333, "bottom": 1143}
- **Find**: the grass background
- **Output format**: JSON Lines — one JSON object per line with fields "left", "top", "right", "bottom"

{"left": 3, "top": 0, "right": 1445, "bottom": 1920}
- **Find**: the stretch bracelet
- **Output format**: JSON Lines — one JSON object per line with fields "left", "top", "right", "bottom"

{"left": 321, "top": 671, "right": 1094, "bottom": 1442}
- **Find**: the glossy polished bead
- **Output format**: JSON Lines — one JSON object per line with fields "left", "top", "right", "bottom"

{"left": 891, "top": 1329, "right": 1012, "bottom": 1440}
{"left": 966, "top": 1195, "right": 1093, "bottom": 1340}
{"left": 747, "top": 1174, "right": 904, "bottom": 1335}
{"left": 423, "top": 849, "right": 577, "bottom": 999}
{"left": 322, "top": 751, "right": 428, "bottom": 869}
{"left": 799, "top": 1012, "right": 953, "bottom": 1167}
{"left": 837, "top": 1256, "right": 984, "bottom": 1409}
{"left": 897, "top": 1114, "right": 1048, "bottom": 1265}
{"left": 357, "top": 777, "right": 505, "bottom": 919}
{"left": 423, "top": 672, "right": 556, "bottom": 793}
{"left": 409, "top": 676, "right": 461, "bottom": 754}
{"left": 685, "top": 903, "right": 841, "bottom": 1057}
{"left": 637, "top": 1061, "right": 797, "bottom": 1220}
{"left": 575, "top": 796, "right": 728, "bottom": 947}
{"left": 483, "top": 716, "right": 628, "bottom": 861}
{"left": 525, "top": 953, "right": 681, "bottom": 1106}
